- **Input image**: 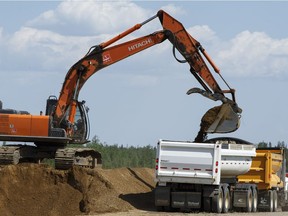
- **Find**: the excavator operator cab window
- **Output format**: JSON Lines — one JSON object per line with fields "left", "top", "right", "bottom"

{"left": 69, "top": 101, "right": 89, "bottom": 143}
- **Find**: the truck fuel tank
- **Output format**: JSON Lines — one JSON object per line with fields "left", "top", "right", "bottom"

{"left": 220, "top": 143, "right": 256, "bottom": 178}
{"left": 205, "top": 137, "right": 256, "bottom": 178}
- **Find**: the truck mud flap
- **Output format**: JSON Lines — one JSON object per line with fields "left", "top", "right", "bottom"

{"left": 233, "top": 183, "right": 256, "bottom": 210}
{"left": 155, "top": 186, "right": 170, "bottom": 207}
{"left": 233, "top": 190, "right": 248, "bottom": 208}
{"left": 257, "top": 190, "right": 273, "bottom": 211}
{"left": 171, "top": 192, "right": 201, "bottom": 209}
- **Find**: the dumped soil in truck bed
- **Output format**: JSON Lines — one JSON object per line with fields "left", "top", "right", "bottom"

{"left": 0, "top": 164, "right": 155, "bottom": 216}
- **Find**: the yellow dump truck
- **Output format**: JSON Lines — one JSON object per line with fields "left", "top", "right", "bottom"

{"left": 237, "top": 147, "right": 288, "bottom": 212}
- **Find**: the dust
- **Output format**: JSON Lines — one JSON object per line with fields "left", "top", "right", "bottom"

{"left": 0, "top": 164, "right": 155, "bottom": 216}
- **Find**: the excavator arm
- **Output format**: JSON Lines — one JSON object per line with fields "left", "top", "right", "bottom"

{"left": 53, "top": 10, "right": 242, "bottom": 141}
{"left": 158, "top": 10, "right": 223, "bottom": 94}
{"left": 157, "top": 10, "right": 242, "bottom": 140}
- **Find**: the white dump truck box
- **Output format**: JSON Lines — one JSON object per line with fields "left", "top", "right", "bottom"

{"left": 155, "top": 140, "right": 256, "bottom": 185}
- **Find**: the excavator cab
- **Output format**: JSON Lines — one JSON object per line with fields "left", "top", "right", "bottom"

{"left": 71, "top": 100, "right": 90, "bottom": 143}
{"left": 58, "top": 100, "right": 90, "bottom": 144}
{"left": 46, "top": 96, "right": 90, "bottom": 144}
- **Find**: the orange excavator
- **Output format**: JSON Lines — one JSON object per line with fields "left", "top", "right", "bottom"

{"left": 0, "top": 10, "right": 241, "bottom": 169}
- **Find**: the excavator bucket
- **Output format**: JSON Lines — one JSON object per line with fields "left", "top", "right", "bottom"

{"left": 187, "top": 87, "right": 241, "bottom": 134}
{"left": 200, "top": 103, "right": 240, "bottom": 133}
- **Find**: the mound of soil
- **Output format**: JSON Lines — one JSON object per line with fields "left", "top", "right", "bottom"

{"left": 0, "top": 164, "right": 155, "bottom": 216}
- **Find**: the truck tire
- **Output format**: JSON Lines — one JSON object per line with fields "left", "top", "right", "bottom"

{"left": 273, "top": 190, "right": 278, "bottom": 212}
{"left": 268, "top": 190, "right": 273, "bottom": 212}
{"left": 252, "top": 187, "right": 258, "bottom": 212}
{"left": 244, "top": 187, "right": 252, "bottom": 212}
{"left": 212, "top": 187, "right": 223, "bottom": 213}
{"left": 222, "top": 186, "right": 230, "bottom": 213}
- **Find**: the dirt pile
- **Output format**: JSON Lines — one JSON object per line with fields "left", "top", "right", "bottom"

{"left": 0, "top": 164, "right": 156, "bottom": 216}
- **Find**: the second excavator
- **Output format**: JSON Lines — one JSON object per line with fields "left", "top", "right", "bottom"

{"left": 0, "top": 10, "right": 242, "bottom": 169}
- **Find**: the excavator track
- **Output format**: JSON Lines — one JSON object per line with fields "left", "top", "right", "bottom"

{"left": 55, "top": 148, "right": 102, "bottom": 170}
{"left": 0, "top": 145, "right": 38, "bottom": 165}
{"left": 0, "top": 145, "right": 102, "bottom": 170}
{"left": 0, "top": 146, "right": 21, "bottom": 165}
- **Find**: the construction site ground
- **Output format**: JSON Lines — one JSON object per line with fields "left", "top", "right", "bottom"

{"left": 0, "top": 164, "right": 287, "bottom": 216}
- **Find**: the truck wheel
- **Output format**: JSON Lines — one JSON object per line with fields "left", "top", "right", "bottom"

{"left": 212, "top": 187, "right": 223, "bottom": 213}
{"left": 244, "top": 187, "right": 252, "bottom": 212}
{"left": 222, "top": 186, "right": 230, "bottom": 213}
{"left": 273, "top": 190, "right": 278, "bottom": 212}
{"left": 268, "top": 190, "right": 273, "bottom": 212}
{"left": 252, "top": 187, "right": 258, "bottom": 212}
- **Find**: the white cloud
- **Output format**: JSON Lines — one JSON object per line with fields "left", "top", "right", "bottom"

{"left": 217, "top": 31, "right": 288, "bottom": 77}
{"left": 9, "top": 27, "right": 86, "bottom": 53}
{"left": 0, "top": 1, "right": 186, "bottom": 74}
{"left": 27, "top": 0, "right": 150, "bottom": 36}
{"left": 2, "top": 1, "right": 288, "bottom": 81}
{"left": 160, "top": 4, "right": 185, "bottom": 16}
{"left": 187, "top": 25, "right": 217, "bottom": 43}
{"left": 5, "top": 26, "right": 113, "bottom": 71}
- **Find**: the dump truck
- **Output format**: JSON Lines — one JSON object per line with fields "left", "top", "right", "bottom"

{"left": 154, "top": 138, "right": 288, "bottom": 213}
{"left": 154, "top": 137, "right": 256, "bottom": 213}
{"left": 237, "top": 147, "right": 288, "bottom": 212}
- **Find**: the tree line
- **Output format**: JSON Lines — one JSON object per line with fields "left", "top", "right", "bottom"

{"left": 86, "top": 136, "right": 156, "bottom": 169}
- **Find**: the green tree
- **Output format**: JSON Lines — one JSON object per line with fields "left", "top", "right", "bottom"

{"left": 86, "top": 136, "right": 156, "bottom": 169}
{"left": 258, "top": 141, "right": 268, "bottom": 148}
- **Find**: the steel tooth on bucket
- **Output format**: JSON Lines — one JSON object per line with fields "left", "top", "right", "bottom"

{"left": 200, "top": 103, "right": 241, "bottom": 134}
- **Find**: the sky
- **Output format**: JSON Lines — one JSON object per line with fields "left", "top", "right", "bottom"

{"left": 0, "top": 0, "right": 287, "bottom": 147}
